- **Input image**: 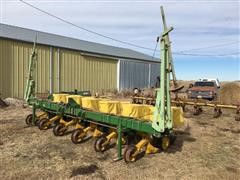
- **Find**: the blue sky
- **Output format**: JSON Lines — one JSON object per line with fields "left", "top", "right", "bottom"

{"left": 1, "top": 0, "right": 239, "bottom": 81}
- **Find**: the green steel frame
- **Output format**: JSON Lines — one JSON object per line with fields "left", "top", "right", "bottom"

{"left": 30, "top": 98, "right": 160, "bottom": 159}
{"left": 34, "top": 99, "right": 158, "bottom": 134}
{"left": 152, "top": 7, "right": 173, "bottom": 133}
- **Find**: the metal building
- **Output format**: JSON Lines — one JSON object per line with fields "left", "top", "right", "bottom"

{"left": 0, "top": 23, "right": 160, "bottom": 98}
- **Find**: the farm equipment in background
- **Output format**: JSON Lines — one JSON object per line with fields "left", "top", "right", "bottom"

{"left": 24, "top": 6, "right": 185, "bottom": 163}
{"left": 132, "top": 96, "right": 239, "bottom": 119}
{"left": 131, "top": 73, "right": 239, "bottom": 120}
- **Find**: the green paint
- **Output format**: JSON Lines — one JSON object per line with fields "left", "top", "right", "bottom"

{"left": 152, "top": 7, "right": 173, "bottom": 132}
{"left": 34, "top": 99, "right": 158, "bottom": 135}
{"left": 24, "top": 40, "right": 37, "bottom": 103}
{"left": 117, "top": 124, "right": 123, "bottom": 159}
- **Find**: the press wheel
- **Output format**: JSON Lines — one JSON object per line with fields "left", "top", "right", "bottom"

{"left": 94, "top": 136, "right": 108, "bottom": 152}
{"left": 123, "top": 145, "right": 137, "bottom": 163}
{"left": 25, "top": 114, "right": 33, "bottom": 126}
{"left": 38, "top": 118, "right": 50, "bottom": 130}
{"left": 53, "top": 123, "right": 66, "bottom": 136}
{"left": 71, "top": 128, "right": 84, "bottom": 144}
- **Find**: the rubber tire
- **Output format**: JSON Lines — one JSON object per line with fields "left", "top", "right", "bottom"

{"left": 38, "top": 118, "right": 49, "bottom": 130}
{"left": 53, "top": 123, "right": 66, "bottom": 136}
{"left": 71, "top": 128, "right": 84, "bottom": 144}
{"left": 123, "top": 145, "right": 137, "bottom": 163}
{"left": 25, "top": 114, "right": 33, "bottom": 126}
{"left": 94, "top": 136, "right": 107, "bottom": 152}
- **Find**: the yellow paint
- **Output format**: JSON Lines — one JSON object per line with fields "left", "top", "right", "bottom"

{"left": 81, "top": 97, "right": 99, "bottom": 111}
{"left": 49, "top": 115, "right": 61, "bottom": 123}
{"left": 59, "top": 118, "right": 67, "bottom": 125}
{"left": 172, "top": 106, "right": 185, "bottom": 127}
{"left": 141, "top": 106, "right": 185, "bottom": 127}
{"left": 36, "top": 112, "right": 47, "bottom": 118}
{"left": 120, "top": 102, "right": 153, "bottom": 119}
{"left": 135, "top": 139, "right": 148, "bottom": 151}
{"left": 146, "top": 142, "right": 159, "bottom": 154}
{"left": 92, "top": 128, "right": 104, "bottom": 137}
{"left": 75, "top": 123, "right": 84, "bottom": 129}
{"left": 53, "top": 93, "right": 69, "bottom": 103}
{"left": 83, "top": 126, "right": 92, "bottom": 133}
{"left": 59, "top": 118, "right": 77, "bottom": 127}
{"left": 99, "top": 100, "right": 120, "bottom": 115}
{"left": 65, "top": 120, "right": 75, "bottom": 126}
{"left": 106, "top": 132, "right": 117, "bottom": 141}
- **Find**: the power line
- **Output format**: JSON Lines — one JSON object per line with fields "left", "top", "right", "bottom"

{"left": 178, "top": 41, "right": 240, "bottom": 53}
{"left": 152, "top": 51, "right": 240, "bottom": 57}
{"left": 19, "top": 0, "right": 240, "bottom": 58}
{"left": 149, "top": 49, "right": 240, "bottom": 57}
{"left": 19, "top": 0, "right": 155, "bottom": 51}
{"left": 173, "top": 52, "right": 240, "bottom": 57}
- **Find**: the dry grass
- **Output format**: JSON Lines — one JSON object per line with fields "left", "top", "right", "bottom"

{"left": 0, "top": 105, "right": 240, "bottom": 180}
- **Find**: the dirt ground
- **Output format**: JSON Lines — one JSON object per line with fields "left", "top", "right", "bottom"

{"left": 0, "top": 104, "right": 239, "bottom": 180}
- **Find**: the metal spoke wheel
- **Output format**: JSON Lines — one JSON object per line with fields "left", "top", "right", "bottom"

{"left": 53, "top": 123, "right": 66, "bottom": 136}
{"left": 71, "top": 128, "right": 84, "bottom": 144}
{"left": 94, "top": 136, "right": 108, "bottom": 152}
{"left": 123, "top": 145, "right": 137, "bottom": 163}
{"left": 38, "top": 118, "right": 50, "bottom": 130}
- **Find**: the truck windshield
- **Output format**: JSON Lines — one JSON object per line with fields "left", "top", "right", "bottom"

{"left": 194, "top": 82, "right": 214, "bottom": 87}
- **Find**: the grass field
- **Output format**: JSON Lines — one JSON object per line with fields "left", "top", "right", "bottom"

{"left": 0, "top": 104, "right": 239, "bottom": 180}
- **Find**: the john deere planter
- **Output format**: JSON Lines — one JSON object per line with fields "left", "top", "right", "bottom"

{"left": 24, "top": 7, "right": 184, "bottom": 163}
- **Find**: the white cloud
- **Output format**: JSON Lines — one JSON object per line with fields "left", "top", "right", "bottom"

{"left": 1, "top": 0, "right": 239, "bottom": 57}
